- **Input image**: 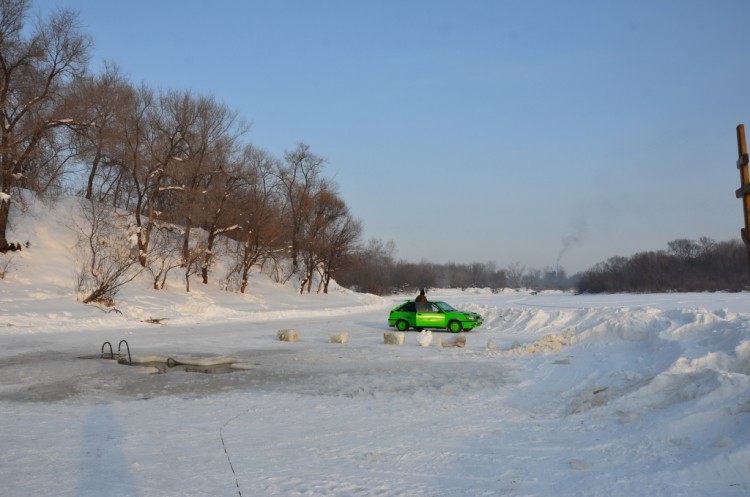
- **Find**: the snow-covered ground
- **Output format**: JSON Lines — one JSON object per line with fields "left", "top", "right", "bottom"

{"left": 1, "top": 198, "right": 749, "bottom": 497}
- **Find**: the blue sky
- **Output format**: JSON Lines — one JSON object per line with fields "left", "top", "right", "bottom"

{"left": 35, "top": 0, "right": 750, "bottom": 273}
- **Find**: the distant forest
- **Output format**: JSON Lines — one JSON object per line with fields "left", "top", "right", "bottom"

{"left": 575, "top": 238, "right": 749, "bottom": 294}
{"left": 337, "top": 237, "right": 750, "bottom": 295}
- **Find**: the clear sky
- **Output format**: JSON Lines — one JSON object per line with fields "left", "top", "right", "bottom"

{"left": 33, "top": 0, "right": 750, "bottom": 273}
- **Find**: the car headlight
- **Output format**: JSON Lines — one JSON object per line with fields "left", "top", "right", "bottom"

{"left": 466, "top": 315, "right": 475, "bottom": 321}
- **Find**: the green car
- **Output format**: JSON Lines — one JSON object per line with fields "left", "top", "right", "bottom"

{"left": 388, "top": 300, "right": 483, "bottom": 333}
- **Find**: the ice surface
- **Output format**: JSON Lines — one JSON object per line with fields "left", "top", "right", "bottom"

{"left": 1, "top": 196, "right": 749, "bottom": 496}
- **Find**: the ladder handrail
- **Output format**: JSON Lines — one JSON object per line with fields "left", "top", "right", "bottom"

{"left": 118, "top": 340, "right": 132, "bottom": 365}
{"left": 101, "top": 341, "right": 113, "bottom": 359}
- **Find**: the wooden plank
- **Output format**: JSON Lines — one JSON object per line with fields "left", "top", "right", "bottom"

{"left": 736, "top": 183, "right": 750, "bottom": 198}
{"left": 737, "top": 153, "right": 749, "bottom": 169}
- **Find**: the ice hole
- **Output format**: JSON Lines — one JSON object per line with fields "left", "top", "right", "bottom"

{"left": 79, "top": 354, "right": 251, "bottom": 374}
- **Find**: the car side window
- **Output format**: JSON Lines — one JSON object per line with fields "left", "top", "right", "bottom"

{"left": 415, "top": 302, "right": 432, "bottom": 313}
{"left": 402, "top": 302, "right": 416, "bottom": 312}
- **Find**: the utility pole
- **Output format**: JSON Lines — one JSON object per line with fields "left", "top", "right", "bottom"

{"left": 735, "top": 124, "right": 750, "bottom": 266}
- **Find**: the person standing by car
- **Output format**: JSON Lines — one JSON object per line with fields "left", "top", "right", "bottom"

{"left": 416, "top": 288, "right": 428, "bottom": 303}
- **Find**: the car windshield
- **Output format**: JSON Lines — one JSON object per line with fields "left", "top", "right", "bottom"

{"left": 435, "top": 301, "right": 456, "bottom": 312}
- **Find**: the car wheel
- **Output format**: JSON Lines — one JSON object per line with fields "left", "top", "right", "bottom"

{"left": 396, "top": 320, "right": 409, "bottom": 332}
{"left": 448, "top": 320, "right": 463, "bottom": 333}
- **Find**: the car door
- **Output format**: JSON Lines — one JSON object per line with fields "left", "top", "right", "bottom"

{"left": 415, "top": 302, "right": 446, "bottom": 328}
{"left": 399, "top": 301, "right": 417, "bottom": 327}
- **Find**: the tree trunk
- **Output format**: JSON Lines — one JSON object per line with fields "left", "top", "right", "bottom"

{"left": 201, "top": 230, "right": 215, "bottom": 285}
{"left": 0, "top": 197, "right": 10, "bottom": 252}
{"left": 85, "top": 145, "right": 103, "bottom": 200}
{"left": 183, "top": 222, "right": 192, "bottom": 293}
{"left": 0, "top": 160, "right": 13, "bottom": 250}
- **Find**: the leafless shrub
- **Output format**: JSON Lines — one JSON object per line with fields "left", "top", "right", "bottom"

{"left": 183, "top": 235, "right": 207, "bottom": 293}
{"left": 0, "top": 252, "right": 15, "bottom": 279}
{"left": 74, "top": 198, "right": 143, "bottom": 305}
{"left": 144, "top": 223, "right": 183, "bottom": 290}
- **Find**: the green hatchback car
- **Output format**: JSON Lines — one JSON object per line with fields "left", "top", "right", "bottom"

{"left": 388, "top": 300, "right": 483, "bottom": 333}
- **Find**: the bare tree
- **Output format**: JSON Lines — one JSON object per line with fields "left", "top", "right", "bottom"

{"left": 299, "top": 188, "right": 361, "bottom": 294}
{"left": 335, "top": 238, "right": 397, "bottom": 295}
{"left": 316, "top": 201, "right": 361, "bottom": 294}
{"left": 200, "top": 169, "right": 242, "bottom": 284}
{"left": 521, "top": 268, "right": 541, "bottom": 291}
{"left": 68, "top": 62, "right": 132, "bottom": 203}
{"left": 182, "top": 232, "right": 206, "bottom": 293}
{"left": 505, "top": 262, "right": 526, "bottom": 289}
{"left": 144, "top": 221, "right": 182, "bottom": 290}
{"left": 667, "top": 239, "right": 700, "bottom": 261}
{"left": 190, "top": 98, "right": 247, "bottom": 285}
{"left": 697, "top": 236, "right": 717, "bottom": 258}
{"left": 0, "top": 1, "right": 92, "bottom": 251}
{"left": 297, "top": 188, "right": 337, "bottom": 293}
{"left": 276, "top": 142, "right": 327, "bottom": 280}
{"left": 117, "top": 86, "right": 186, "bottom": 266}
{"left": 74, "top": 197, "right": 142, "bottom": 305}
{"left": 225, "top": 146, "right": 284, "bottom": 293}
{"left": 167, "top": 93, "right": 247, "bottom": 289}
